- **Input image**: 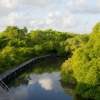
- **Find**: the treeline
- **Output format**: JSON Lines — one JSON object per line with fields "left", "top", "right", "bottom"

{"left": 0, "top": 26, "right": 88, "bottom": 73}
{"left": 61, "top": 22, "right": 100, "bottom": 100}
{"left": 0, "top": 23, "right": 99, "bottom": 100}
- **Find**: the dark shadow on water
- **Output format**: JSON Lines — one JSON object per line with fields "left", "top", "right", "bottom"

{"left": 61, "top": 81, "right": 98, "bottom": 100}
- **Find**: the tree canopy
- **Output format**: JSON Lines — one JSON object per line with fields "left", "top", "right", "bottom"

{"left": 0, "top": 23, "right": 99, "bottom": 100}
{"left": 61, "top": 22, "right": 100, "bottom": 100}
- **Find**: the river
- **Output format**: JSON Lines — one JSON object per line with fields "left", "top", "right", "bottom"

{"left": 6, "top": 57, "right": 75, "bottom": 100}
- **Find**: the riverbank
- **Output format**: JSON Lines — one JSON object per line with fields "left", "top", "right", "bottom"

{"left": 0, "top": 54, "right": 65, "bottom": 83}
{"left": 5, "top": 57, "right": 73, "bottom": 100}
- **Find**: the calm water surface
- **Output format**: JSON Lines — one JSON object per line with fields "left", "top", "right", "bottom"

{"left": 7, "top": 58, "right": 74, "bottom": 100}
{"left": 8, "top": 72, "right": 73, "bottom": 100}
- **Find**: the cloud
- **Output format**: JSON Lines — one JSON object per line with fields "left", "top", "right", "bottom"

{"left": 28, "top": 72, "right": 60, "bottom": 91}
{"left": 39, "top": 78, "right": 53, "bottom": 91}
{"left": 72, "top": 0, "right": 87, "bottom": 7}
{"left": 20, "top": 0, "right": 50, "bottom": 7}
{"left": 62, "top": 11, "right": 77, "bottom": 28}
{"left": 0, "top": 0, "right": 18, "bottom": 8}
{"left": 67, "top": 0, "right": 100, "bottom": 14}
{"left": 30, "top": 10, "right": 77, "bottom": 31}
{"left": 0, "top": 12, "right": 32, "bottom": 30}
{"left": 1, "top": 12, "right": 24, "bottom": 26}
{"left": 48, "top": 11, "right": 61, "bottom": 18}
{"left": 7, "top": 12, "right": 20, "bottom": 25}
{"left": 46, "top": 10, "right": 78, "bottom": 31}
{"left": 0, "top": 0, "right": 99, "bottom": 33}
{"left": 96, "top": 0, "right": 100, "bottom": 8}
{"left": 0, "top": 0, "right": 51, "bottom": 9}
{"left": 38, "top": 72, "right": 60, "bottom": 91}
{"left": 5, "top": 10, "right": 78, "bottom": 32}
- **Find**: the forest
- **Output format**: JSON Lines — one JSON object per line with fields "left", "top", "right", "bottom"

{"left": 0, "top": 22, "right": 100, "bottom": 100}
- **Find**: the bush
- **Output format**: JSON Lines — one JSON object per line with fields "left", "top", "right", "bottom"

{"left": 71, "top": 23, "right": 100, "bottom": 99}
{"left": 61, "top": 59, "right": 75, "bottom": 85}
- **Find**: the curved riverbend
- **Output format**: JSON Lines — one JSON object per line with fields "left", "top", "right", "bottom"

{"left": 5, "top": 56, "right": 75, "bottom": 100}
{"left": 0, "top": 54, "right": 58, "bottom": 82}
{"left": 1, "top": 56, "right": 86, "bottom": 100}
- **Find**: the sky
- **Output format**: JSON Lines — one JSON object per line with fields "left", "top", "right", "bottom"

{"left": 0, "top": 0, "right": 100, "bottom": 33}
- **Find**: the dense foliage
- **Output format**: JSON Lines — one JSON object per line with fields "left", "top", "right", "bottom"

{"left": 0, "top": 27, "right": 76, "bottom": 73}
{"left": 0, "top": 23, "right": 99, "bottom": 100}
{"left": 61, "top": 22, "right": 100, "bottom": 100}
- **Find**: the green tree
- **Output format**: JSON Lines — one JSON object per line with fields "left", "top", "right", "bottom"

{"left": 61, "top": 22, "right": 100, "bottom": 100}
{"left": 3, "top": 26, "right": 26, "bottom": 39}
{"left": 71, "top": 23, "right": 100, "bottom": 100}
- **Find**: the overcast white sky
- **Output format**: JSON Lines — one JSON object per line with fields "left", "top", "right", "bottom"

{"left": 0, "top": 0, "right": 100, "bottom": 33}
